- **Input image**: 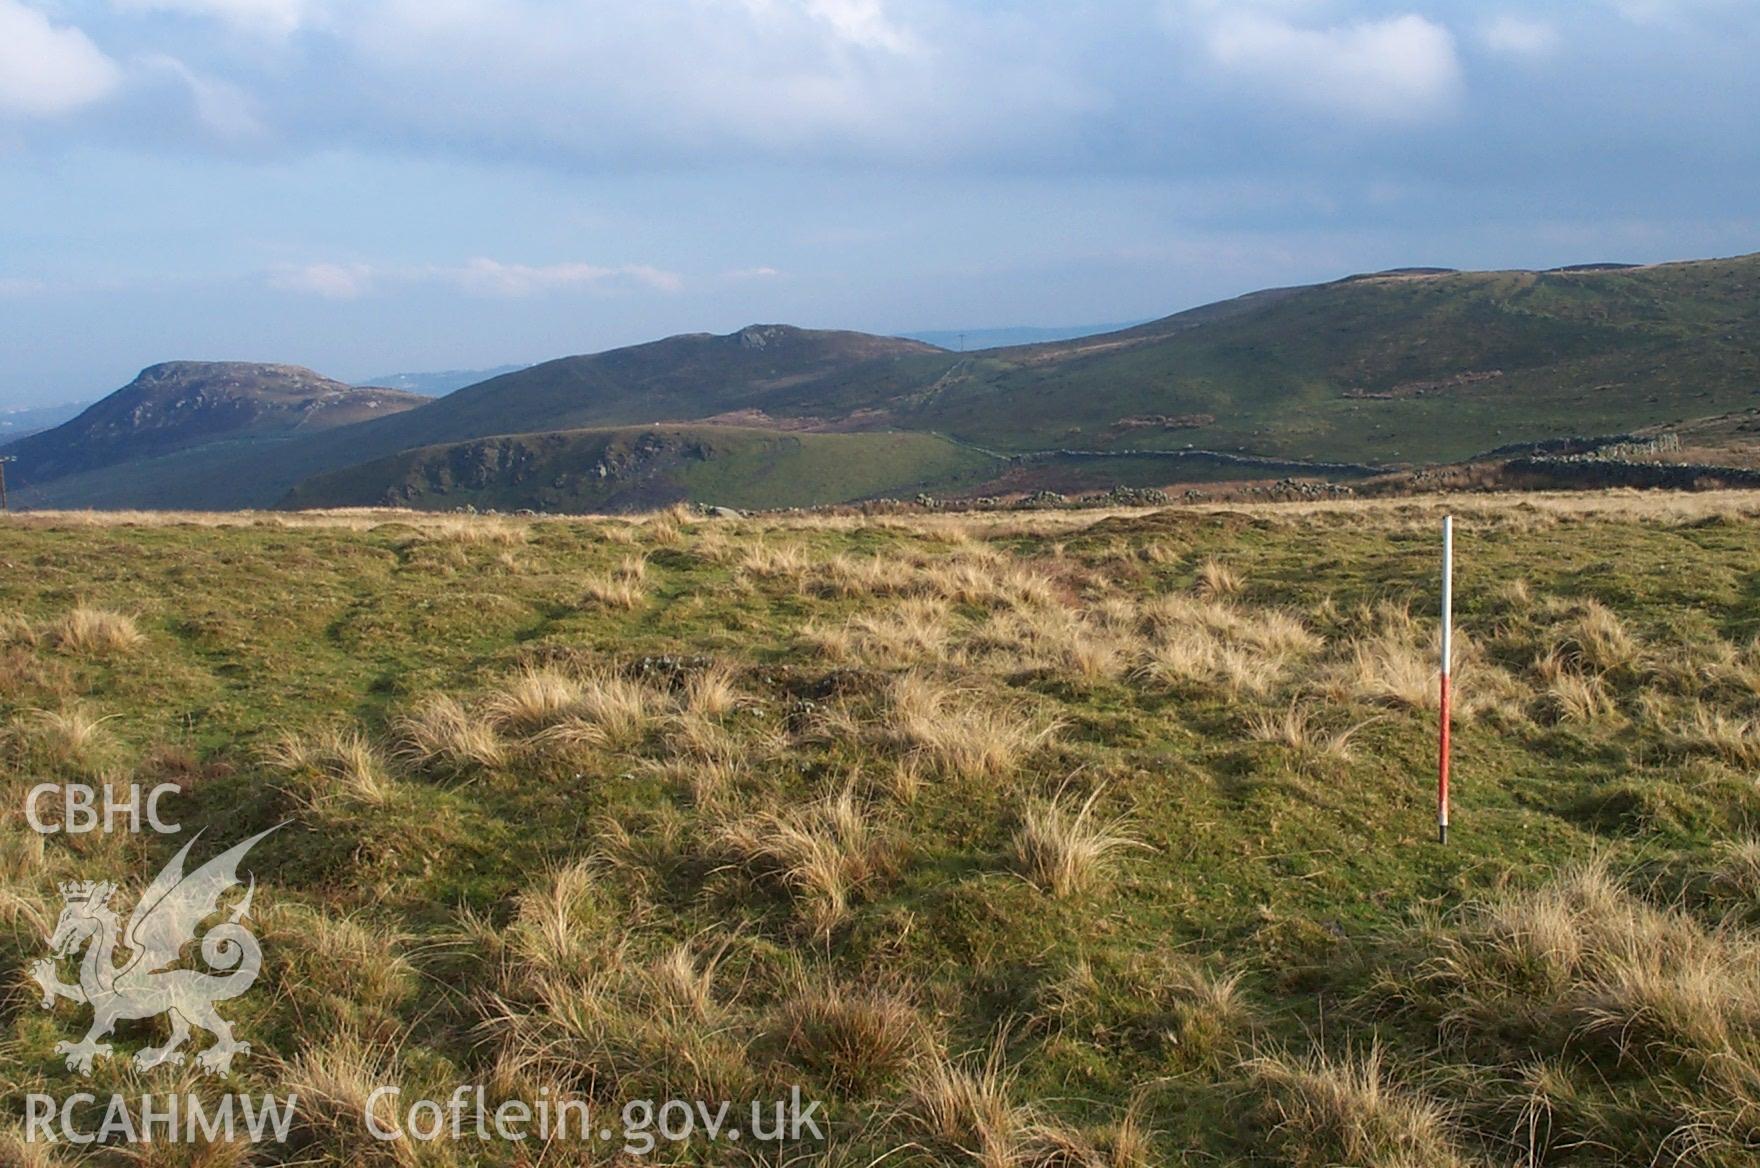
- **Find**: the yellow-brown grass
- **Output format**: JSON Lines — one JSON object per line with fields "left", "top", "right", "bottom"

{"left": 1195, "top": 557, "right": 1242, "bottom": 598}
{"left": 1247, "top": 701, "right": 1367, "bottom": 760}
{"left": 392, "top": 693, "right": 504, "bottom": 773}
{"left": 1013, "top": 784, "right": 1141, "bottom": 898}
{"left": 51, "top": 606, "right": 144, "bottom": 655}
{"left": 881, "top": 672, "right": 1060, "bottom": 781}
{"left": 484, "top": 666, "right": 583, "bottom": 732}
{"left": 579, "top": 571, "right": 645, "bottom": 609}
{"left": 279, "top": 1030, "right": 417, "bottom": 1167}
{"left": 771, "top": 977, "right": 927, "bottom": 1095}
{"left": 1249, "top": 1044, "right": 1469, "bottom": 1168}
{"left": 718, "top": 788, "right": 892, "bottom": 935}
{"left": 264, "top": 726, "right": 397, "bottom": 808}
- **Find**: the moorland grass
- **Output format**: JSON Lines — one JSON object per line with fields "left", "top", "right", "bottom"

{"left": 5, "top": 492, "right": 1760, "bottom": 1163}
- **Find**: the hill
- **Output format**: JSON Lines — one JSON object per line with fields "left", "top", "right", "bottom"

{"left": 285, "top": 254, "right": 1760, "bottom": 485}
{"left": 11, "top": 253, "right": 1760, "bottom": 512}
{"left": 281, "top": 425, "right": 999, "bottom": 512}
{"left": 0, "top": 362, "right": 427, "bottom": 488}
{"left": 890, "top": 255, "right": 1760, "bottom": 462}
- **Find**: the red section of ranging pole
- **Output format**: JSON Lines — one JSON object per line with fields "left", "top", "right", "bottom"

{"left": 1439, "top": 515, "right": 1453, "bottom": 845}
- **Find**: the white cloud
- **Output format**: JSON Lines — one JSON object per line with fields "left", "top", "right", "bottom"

{"left": 1199, "top": 10, "right": 1463, "bottom": 123}
{"left": 1610, "top": 0, "right": 1696, "bottom": 23}
{"left": 270, "top": 261, "right": 372, "bottom": 299}
{"left": 137, "top": 54, "right": 265, "bottom": 140}
{"left": 443, "top": 259, "right": 683, "bottom": 297}
{"left": 109, "top": 0, "right": 315, "bottom": 36}
{"left": 1481, "top": 15, "right": 1559, "bottom": 57}
{"left": 799, "top": 0, "right": 915, "bottom": 53}
{"left": 0, "top": 0, "right": 122, "bottom": 118}
{"left": 270, "top": 258, "right": 685, "bottom": 299}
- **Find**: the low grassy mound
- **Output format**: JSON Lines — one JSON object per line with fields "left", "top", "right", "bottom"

{"left": 4, "top": 492, "right": 1760, "bottom": 1164}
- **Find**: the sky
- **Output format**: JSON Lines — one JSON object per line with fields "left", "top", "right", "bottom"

{"left": 1, "top": 1, "right": 1757, "bottom": 406}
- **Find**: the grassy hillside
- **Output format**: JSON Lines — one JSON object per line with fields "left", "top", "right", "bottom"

{"left": 6, "top": 495, "right": 1760, "bottom": 1164}
{"left": 281, "top": 425, "right": 1001, "bottom": 512}
{"left": 401, "top": 256, "right": 1757, "bottom": 470}
{"left": 12, "top": 255, "right": 1760, "bottom": 511}
{"left": 901, "top": 256, "right": 1760, "bottom": 461}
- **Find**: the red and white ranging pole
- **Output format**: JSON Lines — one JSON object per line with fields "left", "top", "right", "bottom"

{"left": 1438, "top": 514, "right": 1453, "bottom": 845}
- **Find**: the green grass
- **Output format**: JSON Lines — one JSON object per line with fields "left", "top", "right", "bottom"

{"left": 4, "top": 493, "right": 1760, "bottom": 1164}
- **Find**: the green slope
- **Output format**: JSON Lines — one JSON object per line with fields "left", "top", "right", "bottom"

{"left": 298, "top": 253, "right": 1759, "bottom": 474}
{"left": 279, "top": 425, "right": 1000, "bottom": 512}
{"left": 14, "top": 254, "right": 1760, "bottom": 511}
{"left": 899, "top": 257, "right": 1760, "bottom": 461}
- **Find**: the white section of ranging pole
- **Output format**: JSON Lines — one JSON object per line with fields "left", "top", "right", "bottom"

{"left": 1439, "top": 514, "right": 1453, "bottom": 844}
{"left": 1441, "top": 515, "right": 1453, "bottom": 669}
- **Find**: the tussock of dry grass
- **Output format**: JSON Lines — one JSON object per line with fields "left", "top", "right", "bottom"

{"left": 738, "top": 540, "right": 813, "bottom": 580}
{"left": 0, "top": 1132, "right": 67, "bottom": 1168}
{"left": 1711, "top": 837, "right": 1760, "bottom": 902}
{"left": 1555, "top": 598, "right": 1641, "bottom": 674}
{"left": 1247, "top": 700, "right": 1367, "bottom": 760}
{"left": 644, "top": 940, "right": 727, "bottom": 1022}
{"left": 50, "top": 606, "right": 144, "bottom": 655}
{"left": 1013, "top": 784, "right": 1141, "bottom": 898}
{"left": 264, "top": 904, "right": 415, "bottom": 1020}
{"left": 410, "top": 514, "right": 528, "bottom": 546}
{"left": 903, "top": 1039, "right": 1102, "bottom": 1168}
{"left": 265, "top": 726, "right": 397, "bottom": 808}
{"left": 578, "top": 571, "right": 646, "bottom": 609}
{"left": 484, "top": 666, "right": 583, "bottom": 732}
{"left": 807, "top": 599, "right": 951, "bottom": 666}
{"left": 482, "top": 939, "right": 752, "bottom": 1103}
{"left": 678, "top": 663, "right": 743, "bottom": 718}
{"left": 1195, "top": 557, "right": 1242, "bottom": 598}
{"left": 1669, "top": 703, "right": 1760, "bottom": 765}
{"left": 571, "top": 669, "right": 666, "bottom": 746}
{"left": 501, "top": 859, "right": 605, "bottom": 977}
{"left": 392, "top": 693, "right": 504, "bottom": 773}
{"left": 1360, "top": 861, "right": 1760, "bottom": 1163}
{"left": 903, "top": 1041, "right": 1029, "bottom": 1168}
{"left": 1133, "top": 596, "right": 1323, "bottom": 697}
{"left": 1396, "top": 862, "right": 1760, "bottom": 1078}
{"left": 10, "top": 704, "right": 116, "bottom": 767}
{"left": 880, "top": 672, "right": 1060, "bottom": 780}
{"left": 1336, "top": 627, "right": 1436, "bottom": 710}
{"left": 279, "top": 1031, "right": 417, "bottom": 1167}
{"left": 1529, "top": 639, "right": 1617, "bottom": 721}
{"left": 772, "top": 977, "right": 927, "bottom": 1095}
{"left": 718, "top": 787, "right": 893, "bottom": 934}
{"left": 0, "top": 613, "right": 38, "bottom": 651}
{"left": 1249, "top": 1044, "right": 1470, "bottom": 1168}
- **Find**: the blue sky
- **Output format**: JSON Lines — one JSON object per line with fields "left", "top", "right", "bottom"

{"left": 1, "top": 0, "right": 1757, "bottom": 405}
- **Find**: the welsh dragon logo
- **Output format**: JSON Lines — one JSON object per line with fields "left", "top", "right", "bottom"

{"left": 30, "top": 826, "right": 279, "bottom": 1076}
